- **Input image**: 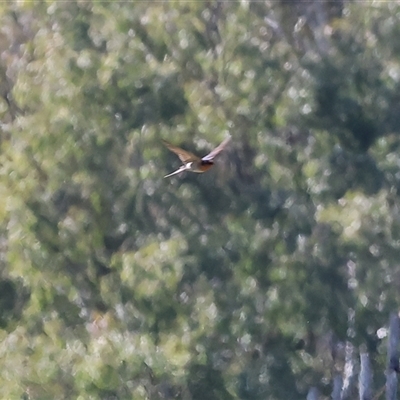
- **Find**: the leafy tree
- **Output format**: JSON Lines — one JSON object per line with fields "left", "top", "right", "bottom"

{"left": 0, "top": 1, "right": 399, "bottom": 399}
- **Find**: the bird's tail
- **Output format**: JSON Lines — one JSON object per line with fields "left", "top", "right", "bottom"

{"left": 164, "top": 166, "right": 187, "bottom": 178}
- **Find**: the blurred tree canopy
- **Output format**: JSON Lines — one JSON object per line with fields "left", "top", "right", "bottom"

{"left": 0, "top": 1, "right": 399, "bottom": 399}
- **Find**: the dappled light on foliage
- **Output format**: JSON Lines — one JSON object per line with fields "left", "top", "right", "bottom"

{"left": 0, "top": 1, "right": 399, "bottom": 399}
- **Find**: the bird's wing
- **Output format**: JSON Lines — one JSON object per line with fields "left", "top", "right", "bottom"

{"left": 162, "top": 140, "right": 200, "bottom": 163}
{"left": 202, "top": 135, "right": 231, "bottom": 161}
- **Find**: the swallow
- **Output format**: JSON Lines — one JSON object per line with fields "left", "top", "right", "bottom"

{"left": 162, "top": 136, "right": 231, "bottom": 178}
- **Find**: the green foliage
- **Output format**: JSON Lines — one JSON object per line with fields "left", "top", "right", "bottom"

{"left": 0, "top": 1, "right": 398, "bottom": 399}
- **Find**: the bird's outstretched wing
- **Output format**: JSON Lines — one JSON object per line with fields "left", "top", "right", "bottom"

{"left": 162, "top": 140, "right": 200, "bottom": 163}
{"left": 202, "top": 135, "right": 231, "bottom": 161}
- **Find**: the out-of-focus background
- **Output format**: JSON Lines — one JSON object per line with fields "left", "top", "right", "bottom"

{"left": 0, "top": 1, "right": 399, "bottom": 399}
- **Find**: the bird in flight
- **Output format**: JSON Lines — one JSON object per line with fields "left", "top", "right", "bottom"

{"left": 162, "top": 136, "right": 231, "bottom": 178}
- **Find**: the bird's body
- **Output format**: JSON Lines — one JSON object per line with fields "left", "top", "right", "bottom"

{"left": 162, "top": 136, "right": 230, "bottom": 178}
